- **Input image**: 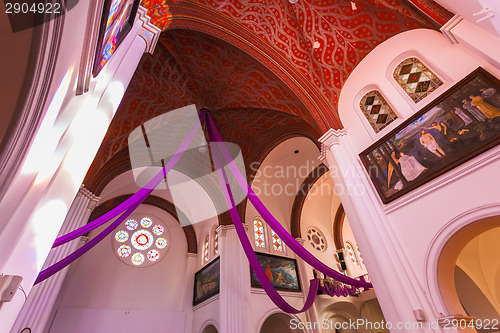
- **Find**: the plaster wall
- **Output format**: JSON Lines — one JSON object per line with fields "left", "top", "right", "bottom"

{"left": 337, "top": 27, "right": 500, "bottom": 320}
{"left": 48, "top": 204, "right": 190, "bottom": 332}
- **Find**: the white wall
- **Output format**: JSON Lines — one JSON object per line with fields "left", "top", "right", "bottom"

{"left": 49, "top": 204, "right": 190, "bottom": 332}
{"left": 335, "top": 27, "right": 500, "bottom": 323}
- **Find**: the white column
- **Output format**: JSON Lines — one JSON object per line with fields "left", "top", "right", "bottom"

{"left": 295, "top": 237, "right": 320, "bottom": 333}
{"left": 318, "top": 129, "right": 436, "bottom": 333}
{"left": 0, "top": 7, "right": 161, "bottom": 331}
{"left": 218, "top": 225, "right": 249, "bottom": 333}
{"left": 183, "top": 252, "right": 198, "bottom": 333}
{"left": 11, "top": 186, "right": 99, "bottom": 333}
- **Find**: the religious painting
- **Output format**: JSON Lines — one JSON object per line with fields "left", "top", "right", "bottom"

{"left": 250, "top": 253, "right": 301, "bottom": 292}
{"left": 360, "top": 67, "right": 500, "bottom": 203}
{"left": 92, "top": 0, "right": 140, "bottom": 76}
{"left": 193, "top": 257, "right": 220, "bottom": 306}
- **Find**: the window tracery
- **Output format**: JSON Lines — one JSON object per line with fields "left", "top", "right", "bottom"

{"left": 393, "top": 57, "right": 443, "bottom": 103}
{"left": 359, "top": 90, "right": 398, "bottom": 133}
{"left": 112, "top": 215, "right": 169, "bottom": 267}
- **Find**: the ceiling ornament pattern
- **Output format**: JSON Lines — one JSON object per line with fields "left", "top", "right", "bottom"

{"left": 159, "top": 30, "right": 314, "bottom": 121}
{"left": 92, "top": 27, "right": 324, "bottom": 172}
{"left": 406, "top": 0, "right": 453, "bottom": 25}
{"left": 141, "top": 0, "right": 437, "bottom": 107}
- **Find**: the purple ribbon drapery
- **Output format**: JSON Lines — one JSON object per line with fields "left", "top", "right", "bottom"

{"left": 205, "top": 111, "right": 372, "bottom": 290}
{"left": 317, "top": 280, "right": 358, "bottom": 297}
{"left": 35, "top": 111, "right": 208, "bottom": 285}
{"left": 208, "top": 126, "right": 319, "bottom": 314}
{"left": 51, "top": 110, "right": 208, "bottom": 248}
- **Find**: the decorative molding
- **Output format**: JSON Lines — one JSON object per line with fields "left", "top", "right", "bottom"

{"left": 193, "top": 294, "right": 219, "bottom": 310}
{"left": 318, "top": 128, "right": 348, "bottom": 161}
{"left": 78, "top": 184, "right": 100, "bottom": 205}
{"left": 136, "top": 6, "right": 161, "bottom": 54}
{"left": 76, "top": 0, "right": 105, "bottom": 95}
{"left": 440, "top": 14, "right": 463, "bottom": 44}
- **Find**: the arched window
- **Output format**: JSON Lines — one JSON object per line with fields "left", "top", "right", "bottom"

{"left": 359, "top": 90, "right": 398, "bottom": 133}
{"left": 345, "top": 241, "right": 359, "bottom": 265}
{"left": 213, "top": 228, "right": 219, "bottom": 256}
{"left": 393, "top": 57, "right": 443, "bottom": 103}
{"left": 254, "top": 218, "right": 266, "bottom": 248}
{"left": 271, "top": 229, "right": 284, "bottom": 252}
{"left": 356, "top": 244, "right": 365, "bottom": 268}
{"left": 202, "top": 234, "right": 209, "bottom": 263}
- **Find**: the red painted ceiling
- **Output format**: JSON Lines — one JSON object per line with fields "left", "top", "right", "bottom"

{"left": 85, "top": 0, "right": 453, "bottom": 187}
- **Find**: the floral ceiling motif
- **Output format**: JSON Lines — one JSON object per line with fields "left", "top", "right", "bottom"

{"left": 141, "top": 0, "right": 451, "bottom": 106}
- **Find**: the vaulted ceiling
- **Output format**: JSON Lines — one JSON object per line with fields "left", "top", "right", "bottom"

{"left": 84, "top": 0, "right": 453, "bottom": 192}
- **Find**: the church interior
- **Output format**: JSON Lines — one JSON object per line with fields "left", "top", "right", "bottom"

{"left": 1, "top": 0, "right": 500, "bottom": 332}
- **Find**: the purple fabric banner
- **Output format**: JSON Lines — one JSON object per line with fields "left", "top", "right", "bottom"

{"left": 208, "top": 127, "right": 320, "bottom": 314}
{"left": 51, "top": 110, "right": 208, "bottom": 248}
{"left": 35, "top": 111, "right": 208, "bottom": 284}
{"left": 205, "top": 111, "right": 372, "bottom": 290}
{"left": 317, "top": 280, "right": 358, "bottom": 297}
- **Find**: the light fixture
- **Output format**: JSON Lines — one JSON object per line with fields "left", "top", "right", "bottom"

{"left": 313, "top": 41, "right": 321, "bottom": 49}
{"left": 289, "top": 0, "right": 298, "bottom": 3}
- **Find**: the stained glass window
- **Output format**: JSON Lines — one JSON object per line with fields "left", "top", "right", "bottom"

{"left": 253, "top": 219, "right": 266, "bottom": 248}
{"left": 345, "top": 242, "right": 359, "bottom": 265}
{"left": 214, "top": 230, "right": 219, "bottom": 255}
{"left": 203, "top": 235, "right": 210, "bottom": 263}
{"left": 147, "top": 249, "right": 160, "bottom": 262}
{"left": 115, "top": 230, "right": 129, "bottom": 242}
{"left": 125, "top": 219, "right": 138, "bottom": 230}
{"left": 140, "top": 217, "right": 153, "bottom": 228}
{"left": 131, "top": 230, "right": 154, "bottom": 250}
{"left": 360, "top": 90, "right": 398, "bottom": 133}
{"left": 156, "top": 238, "right": 167, "bottom": 249}
{"left": 112, "top": 214, "right": 169, "bottom": 267}
{"left": 271, "top": 230, "right": 284, "bottom": 252}
{"left": 306, "top": 227, "right": 327, "bottom": 252}
{"left": 117, "top": 245, "right": 131, "bottom": 257}
{"left": 393, "top": 57, "right": 443, "bottom": 103}
{"left": 356, "top": 244, "right": 365, "bottom": 268}
{"left": 131, "top": 252, "right": 145, "bottom": 265}
{"left": 152, "top": 225, "right": 164, "bottom": 236}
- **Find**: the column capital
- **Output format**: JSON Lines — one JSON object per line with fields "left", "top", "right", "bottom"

{"left": 187, "top": 252, "right": 199, "bottom": 259}
{"left": 217, "top": 223, "right": 248, "bottom": 237}
{"left": 78, "top": 184, "right": 100, "bottom": 208}
{"left": 136, "top": 6, "right": 161, "bottom": 54}
{"left": 295, "top": 237, "right": 305, "bottom": 246}
{"left": 318, "top": 128, "right": 348, "bottom": 165}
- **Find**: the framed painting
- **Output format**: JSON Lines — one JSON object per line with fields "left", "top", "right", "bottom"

{"left": 92, "top": 0, "right": 140, "bottom": 76}
{"left": 250, "top": 252, "right": 301, "bottom": 292}
{"left": 193, "top": 257, "right": 220, "bottom": 306}
{"left": 360, "top": 67, "right": 500, "bottom": 203}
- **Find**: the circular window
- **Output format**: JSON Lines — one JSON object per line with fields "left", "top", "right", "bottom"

{"left": 112, "top": 214, "right": 170, "bottom": 267}
{"left": 306, "top": 227, "right": 327, "bottom": 252}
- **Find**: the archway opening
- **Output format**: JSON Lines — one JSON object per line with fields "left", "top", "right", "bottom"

{"left": 202, "top": 324, "right": 218, "bottom": 333}
{"left": 438, "top": 215, "right": 500, "bottom": 320}
{"left": 260, "top": 313, "right": 298, "bottom": 333}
